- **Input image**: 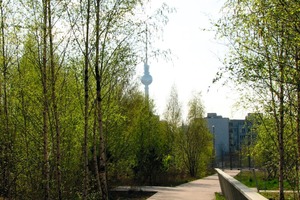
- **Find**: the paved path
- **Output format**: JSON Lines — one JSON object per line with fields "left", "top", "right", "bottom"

{"left": 147, "top": 170, "right": 240, "bottom": 200}
{"left": 114, "top": 170, "right": 240, "bottom": 200}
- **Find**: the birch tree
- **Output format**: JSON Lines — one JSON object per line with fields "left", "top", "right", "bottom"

{"left": 180, "top": 93, "right": 212, "bottom": 177}
{"left": 215, "top": 0, "right": 300, "bottom": 199}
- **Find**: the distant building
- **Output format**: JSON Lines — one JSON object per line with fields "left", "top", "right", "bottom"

{"left": 205, "top": 113, "right": 258, "bottom": 169}
{"left": 229, "top": 119, "right": 248, "bottom": 168}
{"left": 229, "top": 119, "right": 247, "bottom": 152}
{"left": 206, "top": 113, "right": 229, "bottom": 168}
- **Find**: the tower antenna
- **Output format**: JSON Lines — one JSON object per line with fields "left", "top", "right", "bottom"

{"left": 141, "top": 24, "right": 152, "bottom": 98}
{"left": 145, "top": 24, "right": 148, "bottom": 64}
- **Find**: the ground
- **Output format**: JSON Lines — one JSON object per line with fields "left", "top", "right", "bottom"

{"left": 109, "top": 191, "right": 155, "bottom": 200}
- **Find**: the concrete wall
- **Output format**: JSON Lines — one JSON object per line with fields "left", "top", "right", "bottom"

{"left": 215, "top": 169, "right": 267, "bottom": 200}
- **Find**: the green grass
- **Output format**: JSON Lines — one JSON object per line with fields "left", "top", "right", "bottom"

{"left": 260, "top": 192, "right": 296, "bottom": 200}
{"left": 234, "top": 170, "right": 293, "bottom": 190}
{"left": 234, "top": 170, "right": 300, "bottom": 200}
{"left": 215, "top": 192, "right": 226, "bottom": 200}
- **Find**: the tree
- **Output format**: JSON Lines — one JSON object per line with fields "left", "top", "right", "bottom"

{"left": 215, "top": 0, "right": 300, "bottom": 199}
{"left": 163, "top": 85, "right": 182, "bottom": 143}
{"left": 69, "top": 0, "right": 171, "bottom": 197}
{"left": 132, "top": 99, "right": 167, "bottom": 184}
{"left": 47, "top": 0, "right": 63, "bottom": 198}
{"left": 180, "top": 93, "right": 212, "bottom": 177}
{"left": 41, "top": 0, "right": 50, "bottom": 198}
{"left": 83, "top": 0, "right": 91, "bottom": 198}
{"left": 0, "top": 0, "right": 13, "bottom": 197}
{"left": 164, "top": 85, "right": 182, "bottom": 126}
{"left": 0, "top": 0, "right": 172, "bottom": 198}
{"left": 163, "top": 85, "right": 182, "bottom": 169}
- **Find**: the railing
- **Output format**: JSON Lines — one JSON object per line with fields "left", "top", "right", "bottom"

{"left": 215, "top": 168, "right": 268, "bottom": 200}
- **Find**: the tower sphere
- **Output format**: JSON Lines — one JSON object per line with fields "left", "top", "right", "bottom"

{"left": 141, "top": 63, "right": 152, "bottom": 86}
{"left": 141, "top": 74, "right": 153, "bottom": 85}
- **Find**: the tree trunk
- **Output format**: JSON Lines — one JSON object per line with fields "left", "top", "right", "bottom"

{"left": 42, "top": 0, "right": 50, "bottom": 198}
{"left": 265, "top": 31, "right": 285, "bottom": 200}
{"left": 47, "top": 0, "right": 62, "bottom": 198}
{"left": 93, "top": 110, "right": 102, "bottom": 196}
{"left": 278, "top": 60, "right": 285, "bottom": 200}
{"left": 94, "top": 0, "right": 108, "bottom": 198}
{"left": 98, "top": 107, "right": 108, "bottom": 200}
{"left": 296, "top": 46, "right": 300, "bottom": 199}
{"left": 278, "top": 69, "right": 284, "bottom": 200}
{"left": 0, "top": 0, "right": 11, "bottom": 198}
{"left": 83, "top": 0, "right": 91, "bottom": 197}
{"left": 17, "top": 57, "right": 34, "bottom": 197}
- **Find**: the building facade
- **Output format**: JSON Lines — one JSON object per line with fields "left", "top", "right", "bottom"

{"left": 205, "top": 113, "right": 256, "bottom": 169}
{"left": 206, "top": 113, "right": 229, "bottom": 168}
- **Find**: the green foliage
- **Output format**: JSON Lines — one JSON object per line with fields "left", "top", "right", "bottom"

{"left": 235, "top": 170, "right": 293, "bottom": 191}
{"left": 215, "top": 192, "right": 226, "bottom": 200}
{"left": 260, "top": 192, "right": 296, "bottom": 200}
{"left": 215, "top": 0, "right": 300, "bottom": 198}
{"left": 131, "top": 101, "right": 167, "bottom": 184}
{"left": 0, "top": 0, "right": 172, "bottom": 198}
{"left": 0, "top": 0, "right": 204, "bottom": 198}
{"left": 162, "top": 89, "right": 214, "bottom": 178}
{"left": 249, "top": 112, "right": 300, "bottom": 191}
{"left": 179, "top": 93, "right": 213, "bottom": 177}
{"left": 162, "top": 86, "right": 183, "bottom": 172}
{"left": 215, "top": 0, "right": 300, "bottom": 95}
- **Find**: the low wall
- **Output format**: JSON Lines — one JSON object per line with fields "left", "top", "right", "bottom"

{"left": 215, "top": 168, "right": 268, "bottom": 200}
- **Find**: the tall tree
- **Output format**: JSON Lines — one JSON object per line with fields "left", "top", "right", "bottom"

{"left": 94, "top": 0, "right": 108, "bottom": 197}
{"left": 163, "top": 85, "right": 182, "bottom": 139}
{"left": 47, "top": 0, "right": 62, "bottom": 198}
{"left": 215, "top": 0, "right": 300, "bottom": 199}
{"left": 41, "top": 0, "right": 50, "bottom": 198}
{"left": 0, "top": 0, "right": 11, "bottom": 197}
{"left": 83, "top": 0, "right": 91, "bottom": 198}
{"left": 0, "top": 0, "right": 171, "bottom": 198}
{"left": 180, "top": 93, "right": 212, "bottom": 177}
{"left": 163, "top": 85, "right": 182, "bottom": 169}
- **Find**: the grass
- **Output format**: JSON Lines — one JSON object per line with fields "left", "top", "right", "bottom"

{"left": 260, "top": 192, "right": 296, "bottom": 200}
{"left": 234, "top": 170, "right": 293, "bottom": 190}
{"left": 215, "top": 192, "right": 226, "bottom": 200}
{"left": 235, "top": 170, "right": 299, "bottom": 199}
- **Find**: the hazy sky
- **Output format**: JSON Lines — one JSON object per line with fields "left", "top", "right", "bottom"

{"left": 138, "top": 0, "right": 250, "bottom": 120}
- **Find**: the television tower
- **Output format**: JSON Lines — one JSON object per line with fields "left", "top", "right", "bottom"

{"left": 141, "top": 27, "right": 152, "bottom": 98}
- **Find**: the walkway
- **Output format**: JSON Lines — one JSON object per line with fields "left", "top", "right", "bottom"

{"left": 147, "top": 170, "right": 239, "bottom": 200}
{"left": 114, "top": 170, "right": 240, "bottom": 200}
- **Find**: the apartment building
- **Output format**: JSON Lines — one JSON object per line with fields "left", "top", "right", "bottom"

{"left": 205, "top": 113, "right": 257, "bottom": 169}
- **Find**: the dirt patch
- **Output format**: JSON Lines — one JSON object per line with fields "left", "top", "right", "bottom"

{"left": 109, "top": 191, "right": 156, "bottom": 200}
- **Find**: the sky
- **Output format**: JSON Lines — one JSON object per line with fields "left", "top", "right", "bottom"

{"left": 137, "top": 0, "right": 250, "bottom": 120}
